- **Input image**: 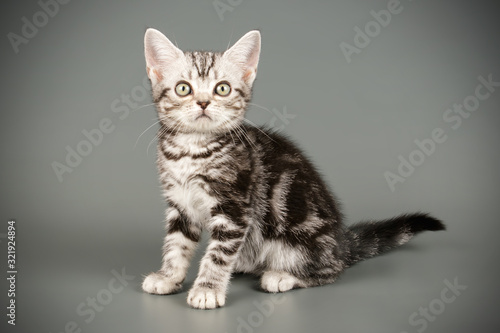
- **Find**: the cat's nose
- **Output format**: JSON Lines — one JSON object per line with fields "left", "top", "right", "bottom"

{"left": 196, "top": 101, "right": 210, "bottom": 110}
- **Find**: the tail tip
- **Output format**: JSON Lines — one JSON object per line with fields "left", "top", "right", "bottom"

{"left": 408, "top": 213, "right": 446, "bottom": 233}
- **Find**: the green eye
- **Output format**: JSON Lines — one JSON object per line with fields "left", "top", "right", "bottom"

{"left": 175, "top": 82, "right": 192, "bottom": 96}
{"left": 215, "top": 82, "right": 231, "bottom": 96}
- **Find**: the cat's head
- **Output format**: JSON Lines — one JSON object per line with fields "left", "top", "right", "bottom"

{"left": 144, "top": 29, "right": 261, "bottom": 134}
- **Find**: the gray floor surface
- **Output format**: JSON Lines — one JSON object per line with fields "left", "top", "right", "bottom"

{"left": 1, "top": 0, "right": 499, "bottom": 332}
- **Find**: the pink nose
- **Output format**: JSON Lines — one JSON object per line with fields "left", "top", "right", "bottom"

{"left": 197, "top": 101, "right": 210, "bottom": 110}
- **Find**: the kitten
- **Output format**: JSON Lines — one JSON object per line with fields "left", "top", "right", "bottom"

{"left": 141, "top": 28, "right": 445, "bottom": 309}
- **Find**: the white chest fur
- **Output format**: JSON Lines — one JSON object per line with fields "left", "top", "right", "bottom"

{"left": 163, "top": 156, "right": 218, "bottom": 225}
{"left": 158, "top": 134, "right": 230, "bottom": 224}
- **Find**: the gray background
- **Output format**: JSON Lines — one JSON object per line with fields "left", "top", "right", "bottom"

{"left": 1, "top": 0, "right": 499, "bottom": 332}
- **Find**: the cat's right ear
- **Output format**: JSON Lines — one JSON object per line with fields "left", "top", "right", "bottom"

{"left": 144, "top": 28, "right": 183, "bottom": 85}
{"left": 224, "top": 30, "right": 261, "bottom": 86}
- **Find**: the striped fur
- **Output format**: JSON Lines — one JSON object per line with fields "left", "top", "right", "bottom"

{"left": 141, "top": 29, "right": 445, "bottom": 309}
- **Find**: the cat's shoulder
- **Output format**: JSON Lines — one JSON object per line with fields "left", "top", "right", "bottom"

{"left": 245, "top": 125, "right": 297, "bottom": 148}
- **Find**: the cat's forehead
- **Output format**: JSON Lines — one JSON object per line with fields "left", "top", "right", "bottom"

{"left": 183, "top": 51, "right": 222, "bottom": 80}
{"left": 174, "top": 51, "right": 241, "bottom": 84}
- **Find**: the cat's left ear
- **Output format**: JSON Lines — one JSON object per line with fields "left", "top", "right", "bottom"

{"left": 144, "top": 28, "right": 184, "bottom": 85}
{"left": 223, "top": 30, "right": 261, "bottom": 86}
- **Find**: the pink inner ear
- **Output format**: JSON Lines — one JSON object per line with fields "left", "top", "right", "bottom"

{"left": 224, "top": 31, "right": 261, "bottom": 82}
{"left": 243, "top": 69, "right": 254, "bottom": 80}
{"left": 146, "top": 66, "right": 163, "bottom": 82}
{"left": 144, "top": 28, "right": 183, "bottom": 80}
{"left": 153, "top": 68, "right": 163, "bottom": 81}
{"left": 246, "top": 51, "right": 259, "bottom": 73}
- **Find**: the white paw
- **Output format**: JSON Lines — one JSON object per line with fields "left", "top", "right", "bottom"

{"left": 142, "top": 272, "right": 182, "bottom": 295}
{"left": 261, "top": 271, "right": 300, "bottom": 293}
{"left": 187, "top": 285, "right": 225, "bottom": 309}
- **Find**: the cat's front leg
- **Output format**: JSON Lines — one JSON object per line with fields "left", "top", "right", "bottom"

{"left": 187, "top": 212, "right": 247, "bottom": 309}
{"left": 142, "top": 207, "right": 200, "bottom": 295}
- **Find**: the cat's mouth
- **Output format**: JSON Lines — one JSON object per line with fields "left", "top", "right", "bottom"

{"left": 195, "top": 113, "right": 212, "bottom": 121}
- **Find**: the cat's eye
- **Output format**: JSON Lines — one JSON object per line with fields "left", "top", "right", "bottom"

{"left": 215, "top": 82, "right": 231, "bottom": 96}
{"left": 175, "top": 82, "right": 192, "bottom": 96}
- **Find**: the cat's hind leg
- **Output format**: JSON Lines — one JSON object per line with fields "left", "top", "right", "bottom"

{"left": 260, "top": 271, "right": 307, "bottom": 293}
{"left": 257, "top": 241, "right": 310, "bottom": 293}
{"left": 258, "top": 239, "right": 344, "bottom": 293}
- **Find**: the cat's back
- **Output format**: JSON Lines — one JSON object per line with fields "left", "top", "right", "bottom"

{"left": 248, "top": 125, "right": 341, "bottom": 222}
{"left": 248, "top": 126, "right": 323, "bottom": 181}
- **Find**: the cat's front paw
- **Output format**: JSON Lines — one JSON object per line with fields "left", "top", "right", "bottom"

{"left": 187, "top": 285, "right": 226, "bottom": 309}
{"left": 142, "top": 272, "right": 182, "bottom": 295}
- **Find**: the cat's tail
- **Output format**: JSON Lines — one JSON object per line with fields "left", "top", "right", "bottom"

{"left": 345, "top": 213, "right": 445, "bottom": 266}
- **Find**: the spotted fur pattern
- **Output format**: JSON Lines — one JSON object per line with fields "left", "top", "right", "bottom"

{"left": 140, "top": 29, "right": 445, "bottom": 309}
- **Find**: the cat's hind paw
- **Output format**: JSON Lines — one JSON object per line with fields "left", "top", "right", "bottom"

{"left": 260, "top": 271, "right": 303, "bottom": 293}
{"left": 142, "top": 272, "right": 182, "bottom": 295}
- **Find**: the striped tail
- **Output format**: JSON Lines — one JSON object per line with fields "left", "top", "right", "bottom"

{"left": 345, "top": 213, "right": 445, "bottom": 266}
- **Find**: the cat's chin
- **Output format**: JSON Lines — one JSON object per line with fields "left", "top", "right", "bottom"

{"left": 195, "top": 114, "right": 212, "bottom": 121}
{"left": 160, "top": 118, "right": 242, "bottom": 136}
{"left": 184, "top": 122, "right": 239, "bottom": 136}
{"left": 174, "top": 126, "right": 228, "bottom": 137}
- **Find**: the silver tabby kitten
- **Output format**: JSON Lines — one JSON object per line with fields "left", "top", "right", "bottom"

{"left": 141, "top": 28, "right": 445, "bottom": 309}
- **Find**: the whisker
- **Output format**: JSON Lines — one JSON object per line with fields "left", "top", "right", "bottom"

{"left": 241, "top": 127, "right": 258, "bottom": 151}
{"left": 152, "top": 115, "right": 188, "bottom": 156}
{"left": 146, "top": 120, "right": 178, "bottom": 156}
{"left": 171, "top": 33, "right": 179, "bottom": 48}
{"left": 230, "top": 122, "right": 244, "bottom": 144}
{"left": 221, "top": 116, "right": 245, "bottom": 147}
{"left": 234, "top": 124, "right": 257, "bottom": 151}
{"left": 132, "top": 103, "right": 156, "bottom": 112}
{"left": 247, "top": 102, "right": 273, "bottom": 114}
{"left": 226, "top": 30, "right": 234, "bottom": 51}
{"left": 222, "top": 120, "right": 236, "bottom": 147}
{"left": 146, "top": 128, "right": 166, "bottom": 157}
{"left": 243, "top": 118, "right": 276, "bottom": 143}
{"left": 134, "top": 119, "right": 162, "bottom": 149}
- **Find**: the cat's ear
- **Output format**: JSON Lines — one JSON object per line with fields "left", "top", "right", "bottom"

{"left": 144, "top": 28, "right": 184, "bottom": 85}
{"left": 224, "top": 30, "right": 261, "bottom": 85}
